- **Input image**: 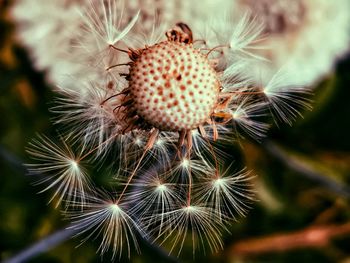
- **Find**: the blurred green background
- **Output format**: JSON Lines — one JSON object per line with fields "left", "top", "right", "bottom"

{"left": 1, "top": 1, "right": 350, "bottom": 262}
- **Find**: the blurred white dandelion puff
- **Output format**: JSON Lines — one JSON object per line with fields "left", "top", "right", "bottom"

{"left": 231, "top": 0, "right": 350, "bottom": 86}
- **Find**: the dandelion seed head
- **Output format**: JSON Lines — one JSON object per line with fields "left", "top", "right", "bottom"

{"left": 129, "top": 41, "right": 220, "bottom": 131}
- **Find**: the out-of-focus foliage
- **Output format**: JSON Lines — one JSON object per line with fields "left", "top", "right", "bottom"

{"left": 1, "top": 1, "right": 350, "bottom": 262}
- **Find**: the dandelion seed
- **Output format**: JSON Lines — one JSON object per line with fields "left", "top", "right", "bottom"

{"left": 262, "top": 68, "right": 313, "bottom": 125}
{"left": 229, "top": 97, "right": 270, "bottom": 140}
{"left": 194, "top": 167, "right": 256, "bottom": 219}
{"left": 26, "top": 135, "right": 91, "bottom": 208}
{"left": 147, "top": 133, "right": 176, "bottom": 166}
{"left": 80, "top": 0, "right": 139, "bottom": 47}
{"left": 68, "top": 192, "right": 142, "bottom": 259}
{"left": 126, "top": 170, "right": 180, "bottom": 232}
{"left": 173, "top": 157, "right": 214, "bottom": 183}
{"left": 52, "top": 82, "right": 123, "bottom": 157}
{"left": 152, "top": 205, "right": 229, "bottom": 256}
{"left": 223, "top": 12, "right": 266, "bottom": 60}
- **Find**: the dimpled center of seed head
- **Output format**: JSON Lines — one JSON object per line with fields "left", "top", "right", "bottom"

{"left": 129, "top": 41, "right": 220, "bottom": 131}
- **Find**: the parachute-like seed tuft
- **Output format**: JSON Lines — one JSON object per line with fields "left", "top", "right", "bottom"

{"left": 194, "top": 167, "right": 256, "bottom": 219}
{"left": 152, "top": 205, "right": 229, "bottom": 256}
{"left": 67, "top": 192, "right": 142, "bottom": 259}
{"left": 26, "top": 135, "right": 91, "bottom": 208}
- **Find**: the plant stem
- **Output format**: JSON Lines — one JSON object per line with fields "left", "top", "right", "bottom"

{"left": 262, "top": 140, "right": 350, "bottom": 198}
{"left": 3, "top": 227, "right": 78, "bottom": 263}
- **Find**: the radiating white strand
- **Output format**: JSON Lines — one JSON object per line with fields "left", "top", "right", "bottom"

{"left": 229, "top": 97, "right": 270, "bottom": 141}
{"left": 151, "top": 205, "right": 229, "bottom": 256}
{"left": 68, "top": 192, "right": 143, "bottom": 260}
{"left": 262, "top": 68, "right": 313, "bottom": 125}
{"left": 194, "top": 167, "right": 255, "bottom": 219}
{"left": 212, "top": 11, "right": 267, "bottom": 61}
{"left": 172, "top": 156, "right": 215, "bottom": 184}
{"left": 126, "top": 170, "right": 182, "bottom": 234}
{"left": 26, "top": 135, "right": 91, "bottom": 208}
{"left": 191, "top": 126, "right": 231, "bottom": 165}
{"left": 79, "top": 0, "right": 140, "bottom": 47}
{"left": 147, "top": 132, "right": 177, "bottom": 167}
{"left": 52, "top": 82, "right": 125, "bottom": 159}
